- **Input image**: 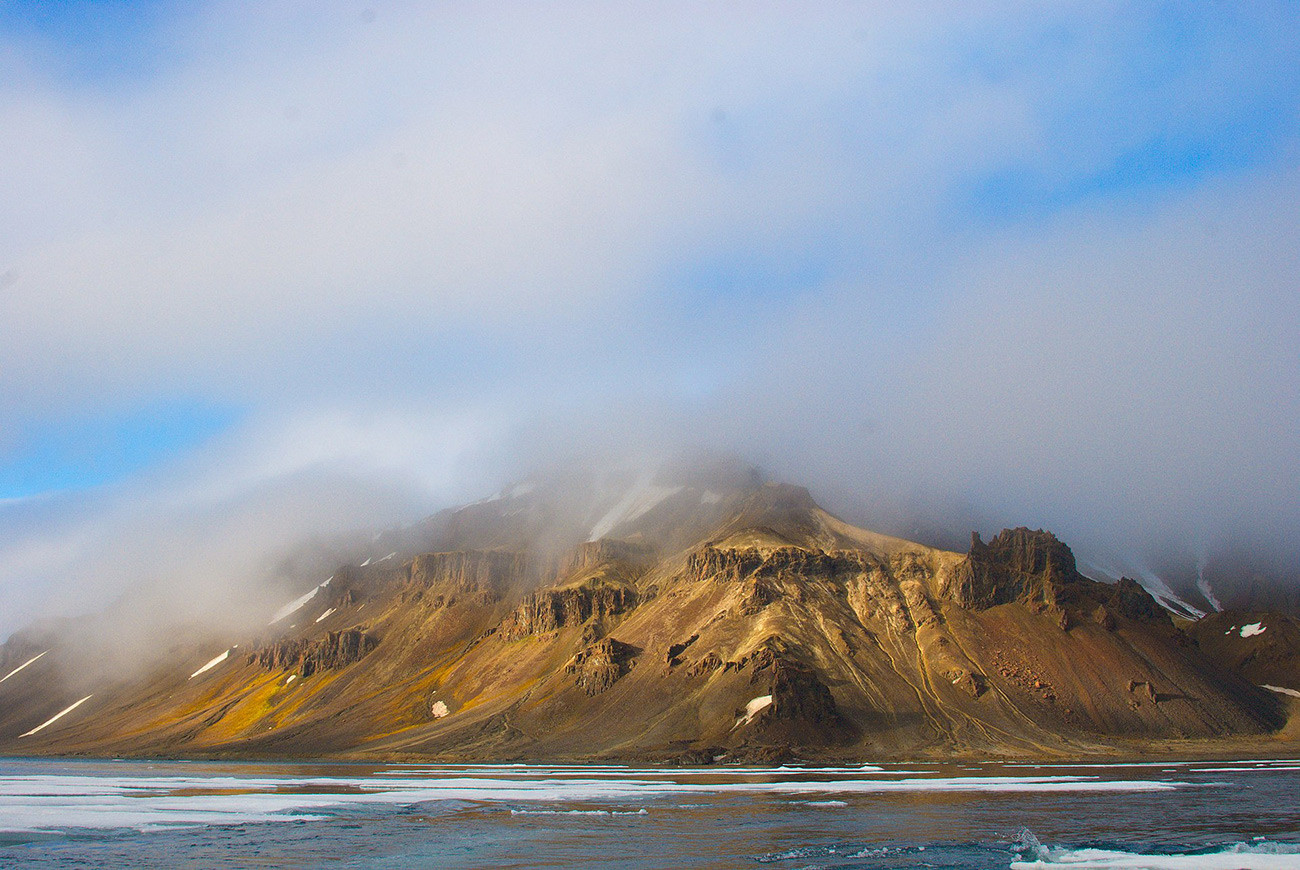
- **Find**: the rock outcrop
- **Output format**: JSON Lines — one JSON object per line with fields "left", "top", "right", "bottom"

{"left": 405, "top": 550, "right": 528, "bottom": 606}
{"left": 565, "top": 638, "right": 636, "bottom": 695}
{"left": 500, "top": 580, "right": 637, "bottom": 639}
{"left": 251, "top": 630, "right": 378, "bottom": 677}
{"left": 946, "top": 529, "right": 1172, "bottom": 631}
{"left": 947, "top": 528, "right": 1080, "bottom": 609}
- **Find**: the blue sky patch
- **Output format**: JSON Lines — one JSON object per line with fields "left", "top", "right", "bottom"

{"left": 0, "top": 399, "right": 242, "bottom": 499}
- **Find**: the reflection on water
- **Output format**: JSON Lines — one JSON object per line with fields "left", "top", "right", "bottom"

{"left": 0, "top": 758, "right": 1297, "bottom": 868}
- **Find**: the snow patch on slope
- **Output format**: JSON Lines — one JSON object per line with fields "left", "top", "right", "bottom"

{"left": 1197, "top": 576, "right": 1223, "bottom": 612}
{"left": 270, "top": 577, "right": 332, "bottom": 625}
{"left": 1139, "top": 574, "right": 1205, "bottom": 619}
{"left": 1080, "top": 556, "right": 1205, "bottom": 619}
{"left": 588, "top": 479, "right": 682, "bottom": 541}
{"left": 0, "top": 650, "right": 48, "bottom": 684}
{"left": 734, "top": 695, "right": 772, "bottom": 729}
{"left": 190, "top": 649, "right": 232, "bottom": 679}
{"left": 20, "top": 695, "right": 93, "bottom": 737}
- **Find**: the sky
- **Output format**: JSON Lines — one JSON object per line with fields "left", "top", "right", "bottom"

{"left": 1, "top": 1, "right": 1298, "bottom": 639}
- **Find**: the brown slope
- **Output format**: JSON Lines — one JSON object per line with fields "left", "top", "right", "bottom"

{"left": 1186, "top": 611, "right": 1300, "bottom": 693}
{"left": 0, "top": 482, "right": 1290, "bottom": 760}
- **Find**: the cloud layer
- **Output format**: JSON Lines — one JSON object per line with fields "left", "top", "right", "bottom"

{"left": 1, "top": 2, "right": 1298, "bottom": 637}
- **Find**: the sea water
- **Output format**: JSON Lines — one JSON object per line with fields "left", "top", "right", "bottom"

{"left": 0, "top": 757, "right": 1297, "bottom": 868}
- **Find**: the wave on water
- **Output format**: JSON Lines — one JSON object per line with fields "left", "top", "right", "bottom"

{"left": 753, "top": 843, "right": 923, "bottom": 863}
{"left": 1011, "top": 829, "right": 1300, "bottom": 869}
{"left": 508, "top": 808, "right": 648, "bottom": 817}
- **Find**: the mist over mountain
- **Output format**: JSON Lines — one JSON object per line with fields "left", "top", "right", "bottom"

{"left": 4, "top": 459, "right": 1297, "bottom": 763}
{"left": 1, "top": 4, "right": 1298, "bottom": 642}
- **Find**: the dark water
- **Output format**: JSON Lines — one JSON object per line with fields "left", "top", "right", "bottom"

{"left": 0, "top": 757, "right": 1298, "bottom": 868}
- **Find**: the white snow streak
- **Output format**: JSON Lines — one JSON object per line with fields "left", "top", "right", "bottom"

{"left": 1262, "top": 684, "right": 1300, "bottom": 699}
{"left": 1240, "top": 623, "right": 1266, "bottom": 638}
{"left": 1197, "top": 577, "right": 1224, "bottom": 612}
{"left": 588, "top": 480, "right": 682, "bottom": 541}
{"left": 315, "top": 608, "right": 336, "bottom": 624}
{"left": 0, "top": 650, "right": 48, "bottom": 684}
{"left": 189, "top": 650, "right": 231, "bottom": 679}
{"left": 20, "top": 695, "right": 93, "bottom": 737}
{"left": 269, "top": 577, "right": 332, "bottom": 624}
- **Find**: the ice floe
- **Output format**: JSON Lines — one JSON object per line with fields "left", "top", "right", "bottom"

{"left": 0, "top": 767, "right": 1185, "bottom": 834}
{"left": 509, "top": 808, "right": 647, "bottom": 816}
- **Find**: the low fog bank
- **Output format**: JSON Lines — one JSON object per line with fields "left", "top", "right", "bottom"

{"left": 0, "top": 411, "right": 499, "bottom": 648}
{"left": 1, "top": 406, "right": 1297, "bottom": 666}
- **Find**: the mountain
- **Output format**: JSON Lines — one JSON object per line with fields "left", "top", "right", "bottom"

{"left": 1, "top": 468, "right": 1296, "bottom": 762}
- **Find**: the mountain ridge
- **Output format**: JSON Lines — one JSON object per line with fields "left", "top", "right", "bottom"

{"left": 1, "top": 473, "right": 1296, "bottom": 762}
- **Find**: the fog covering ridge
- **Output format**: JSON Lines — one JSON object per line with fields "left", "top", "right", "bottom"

{"left": 0, "top": 4, "right": 1297, "bottom": 639}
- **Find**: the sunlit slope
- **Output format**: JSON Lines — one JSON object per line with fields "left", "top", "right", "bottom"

{"left": 0, "top": 480, "right": 1288, "bottom": 760}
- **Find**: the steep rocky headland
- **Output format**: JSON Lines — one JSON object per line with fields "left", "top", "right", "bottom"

{"left": 1, "top": 475, "right": 1295, "bottom": 762}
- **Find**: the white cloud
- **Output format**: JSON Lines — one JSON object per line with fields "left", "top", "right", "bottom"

{"left": 1, "top": 3, "right": 1298, "bottom": 637}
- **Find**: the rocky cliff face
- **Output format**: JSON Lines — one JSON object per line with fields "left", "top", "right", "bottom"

{"left": 251, "top": 630, "right": 378, "bottom": 678}
{"left": 565, "top": 638, "right": 636, "bottom": 695}
{"left": 557, "top": 539, "right": 653, "bottom": 580}
{"left": 500, "top": 580, "right": 637, "bottom": 639}
{"left": 405, "top": 550, "right": 529, "bottom": 606}
{"left": 948, "top": 528, "right": 1081, "bottom": 609}
{"left": 945, "top": 529, "right": 1175, "bottom": 635}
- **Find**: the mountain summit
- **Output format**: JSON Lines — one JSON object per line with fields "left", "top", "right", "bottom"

{"left": 0, "top": 470, "right": 1293, "bottom": 761}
